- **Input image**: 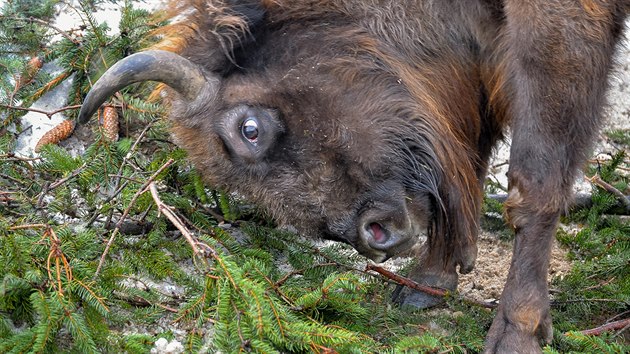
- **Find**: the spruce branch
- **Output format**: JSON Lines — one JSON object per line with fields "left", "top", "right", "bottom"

{"left": 274, "top": 263, "right": 338, "bottom": 287}
{"left": 94, "top": 158, "right": 175, "bottom": 279}
{"left": 113, "top": 121, "right": 154, "bottom": 191}
{"left": 0, "top": 15, "right": 80, "bottom": 44}
{"left": 487, "top": 191, "right": 630, "bottom": 214}
{"left": 32, "top": 71, "right": 72, "bottom": 102}
{"left": 173, "top": 290, "right": 214, "bottom": 324}
{"left": 86, "top": 122, "right": 153, "bottom": 228}
{"left": 48, "top": 163, "right": 86, "bottom": 190}
{"left": 251, "top": 266, "right": 296, "bottom": 307}
{"left": 585, "top": 174, "right": 630, "bottom": 212}
{"left": 73, "top": 279, "right": 109, "bottom": 313}
{"left": 550, "top": 298, "right": 629, "bottom": 306}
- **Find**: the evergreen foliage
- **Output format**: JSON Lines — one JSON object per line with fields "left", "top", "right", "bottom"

{"left": 1, "top": 1, "right": 629, "bottom": 352}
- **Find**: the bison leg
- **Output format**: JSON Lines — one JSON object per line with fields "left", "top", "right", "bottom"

{"left": 484, "top": 1, "right": 623, "bottom": 352}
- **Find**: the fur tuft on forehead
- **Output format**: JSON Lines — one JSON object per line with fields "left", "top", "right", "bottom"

{"left": 150, "top": 1, "right": 266, "bottom": 65}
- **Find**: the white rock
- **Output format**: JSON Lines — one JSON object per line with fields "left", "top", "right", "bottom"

{"left": 165, "top": 340, "right": 185, "bottom": 354}
{"left": 150, "top": 338, "right": 184, "bottom": 354}
{"left": 150, "top": 337, "right": 169, "bottom": 354}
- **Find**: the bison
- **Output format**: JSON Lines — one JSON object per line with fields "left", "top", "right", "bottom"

{"left": 78, "top": 0, "right": 630, "bottom": 352}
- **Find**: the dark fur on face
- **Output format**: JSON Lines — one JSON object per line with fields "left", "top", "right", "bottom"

{"left": 134, "top": 0, "right": 630, "bottom": 352}
{"left": 155, "top": 0, "right": 489, "bottom": 268}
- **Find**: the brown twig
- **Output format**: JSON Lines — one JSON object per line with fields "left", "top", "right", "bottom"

{"left": 365, "top": 264, "right": 448, "bottom": 297}
{"left": 148, "top": 182, "right": 203, "bottom": 257}
{"left": 48, "top": 164, "right": 86, "bottom": 190}
{"left": 0, "top": 103, "right": 82, "bottom": 119}
{"left": 0, "top": 191, "right": 16, "bottom": 204}
{"left": 111, "top": 290, "right": 179, "bottom": 313}
{"left": 37, "top": 226, "right": 73, "bottom": 296}
{"left": 117, "top": 274, "right": 184, "bottom": 300}
{"left": 189, "top": 199, "right": 225, "bottom": 223}
{"left": 8, "top": 223, "right": 48, "bottom": 230}
{"left": 37, "top": 182, "right": 50, "bottom": 209}
{"left": 568, "top": 318, "right": 630, "bottom": 337}
{"left": 93, "top": 159, "right": 175, "bottom": 279}
{"left": 0, "top": 153, "right": 42, "bottom": 162}
{"left": 34, "top": 164, "right": 86, "bottom": 210}
{"left": 583, "top": 277, "right": 617, "bottom": 291}
{"left": 365, "top": 264, "right": 498, "bottom": 309}
{"left": 0, "top": 173, "right": 28, "bottom": 187}
{"left": 148, "top": 182, "right": 227, "bottom": 277}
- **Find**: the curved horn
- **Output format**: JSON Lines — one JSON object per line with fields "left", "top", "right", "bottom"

{"left": 77, "top": 50, "right": 212, "bottom": 123}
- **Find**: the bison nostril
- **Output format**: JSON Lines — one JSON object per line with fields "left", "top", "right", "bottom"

{"left": 368, "top": 222, "right": 389, "bottom": 244}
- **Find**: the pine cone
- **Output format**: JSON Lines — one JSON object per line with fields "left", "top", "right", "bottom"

{"left": 101, "top": 105, "right": 119, "bottom": 141}
{"left": 35, "top": 119, "right": 75, "bottom": 152}
{"left": 17, "top": 56, "right": 43, "bottom": 88}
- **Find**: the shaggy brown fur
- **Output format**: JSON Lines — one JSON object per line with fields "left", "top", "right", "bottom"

{"left": 92, "top": 0, "right": 630, "bottom": 352}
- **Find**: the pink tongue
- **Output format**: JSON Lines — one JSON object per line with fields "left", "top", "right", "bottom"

{"left": 370, "top": 223, "right": 386, "bottom": 243}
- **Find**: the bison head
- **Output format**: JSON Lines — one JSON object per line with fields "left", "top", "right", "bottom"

{"left": 79, "top": 0, "right": 482, "bottom": 271}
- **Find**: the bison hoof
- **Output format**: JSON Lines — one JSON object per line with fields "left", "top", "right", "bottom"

{"left": 391, "top": 271, "right": 457, "bottom": 309}
{"left": 484, "top": 306, "right": 553, "bottom": 354}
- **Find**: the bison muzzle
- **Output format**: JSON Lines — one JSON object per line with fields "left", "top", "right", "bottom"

{"left": 77, "top": 0, "right": 630, "bottom": 352}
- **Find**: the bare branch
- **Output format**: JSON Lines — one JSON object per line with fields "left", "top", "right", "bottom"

{"left": 365, "top": 264, "right": 498, "bottom": 309}
{"left": 148, "top": 182, "right": 203, "bottom": 257}
{"left": 569, "top": 318, "right": 630, "bottom": 337}
{"left": 0, "top": 103, "right": 82, "bottom": 119}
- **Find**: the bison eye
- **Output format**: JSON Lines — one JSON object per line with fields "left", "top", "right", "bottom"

{"left": 241, "top": 117, "right": 259, "bottom": 143}
{"left": 218, "top": 105, "right": 284, "bottom": 162}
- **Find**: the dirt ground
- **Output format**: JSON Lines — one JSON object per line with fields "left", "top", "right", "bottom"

{"left": 457, "top": 231, "right": 572, "bottom": 302}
